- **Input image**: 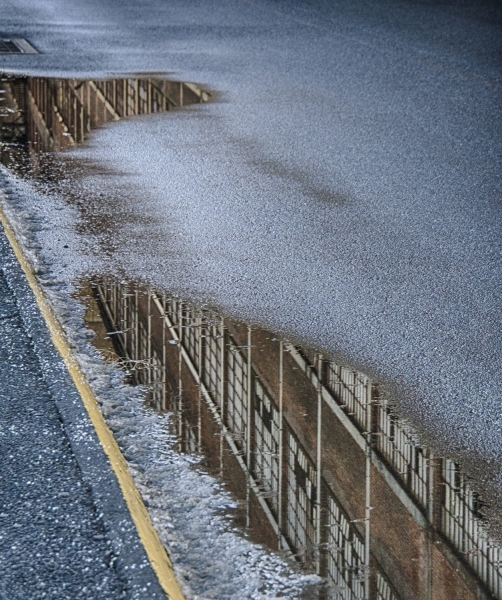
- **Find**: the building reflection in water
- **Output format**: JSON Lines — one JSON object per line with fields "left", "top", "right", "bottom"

{"left": 91, "top": 280, "right": 501, "bottom": 600}
{"left": 0, "top": 73, "right": 208, "bottom": 173}
{"left": 1, "top": 72, "right": 501, "bottom": 599}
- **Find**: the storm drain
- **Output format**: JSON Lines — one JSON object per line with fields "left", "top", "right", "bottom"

{"left": 0, "top": 39, "right": 38, "bottom": 54}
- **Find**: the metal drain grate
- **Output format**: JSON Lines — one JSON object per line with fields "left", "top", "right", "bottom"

{"left": 0, "top": 38, "right": 38, "bottom": 54}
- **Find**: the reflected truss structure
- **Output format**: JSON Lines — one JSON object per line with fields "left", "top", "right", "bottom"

{"left": 95, "top": 280, "right": 502, "bottom": 600}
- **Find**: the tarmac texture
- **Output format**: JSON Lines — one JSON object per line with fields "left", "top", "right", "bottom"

{"left": 0, "top": 272, "right": 123, "bottom": 598}
{"left": 0, "top": 228, "right": 166, "bottom": 599}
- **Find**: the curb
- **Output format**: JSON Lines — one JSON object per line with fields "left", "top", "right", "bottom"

{"left": 0, "top": 204, "right": 185, "bottom": 600}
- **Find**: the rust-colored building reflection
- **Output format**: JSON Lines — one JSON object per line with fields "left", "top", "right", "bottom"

{"left": 93, "top": 280, "right": 502, "bottom": 600}
{"left": 0, "top": 74, "right": 207, "bottom": 172}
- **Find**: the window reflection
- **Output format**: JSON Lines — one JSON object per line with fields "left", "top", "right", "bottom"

{"left": 90, "top": 279, "right": 502, "bottom": 600}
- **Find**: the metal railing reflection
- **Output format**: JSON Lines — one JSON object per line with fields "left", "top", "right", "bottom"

{"left": 0, "top": 74, "right": 208, "bottom": 164}
{"left": 93, "top": 279, "right": 502, "bottom": 599}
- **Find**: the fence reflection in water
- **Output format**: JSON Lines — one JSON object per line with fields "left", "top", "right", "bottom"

{"left": 92, "top": 279, "right": 501, "bottom": 600}
{"left": 0, "top": 74, "right": 208, "bottom": 173}
{"left": 2, "top": 67, "right": 500, "bottom": 600}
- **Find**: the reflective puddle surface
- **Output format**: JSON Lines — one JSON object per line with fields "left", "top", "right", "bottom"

{"left": 2, "top": 74, "right": 502, "bottom": 599}
{"left": 85, "top": 279, "right": 502, "bottom": 600}
{"left": 0, "top": 74, "right": 207, "bottom": 167}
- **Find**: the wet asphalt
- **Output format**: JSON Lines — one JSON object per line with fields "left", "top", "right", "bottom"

{"left": 2, "top": 0, "right": 500, "bottom": 466}
{"left": 0, "top": 228, "right": 165, "bottom": 599}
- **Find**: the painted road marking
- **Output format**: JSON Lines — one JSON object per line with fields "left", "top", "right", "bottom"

{"left": 0, "top": 205, "right": 185, "bottom": 600}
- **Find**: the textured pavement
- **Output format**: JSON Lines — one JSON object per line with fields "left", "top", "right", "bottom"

{"left": 0, "top": 227, "right": 165, "bottom": 599}
{"left": 0, "top": 272, "right": 124, "bottom": 598}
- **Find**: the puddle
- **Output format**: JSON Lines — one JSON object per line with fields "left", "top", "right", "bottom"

{"left": 1, "top": 72, "right": 502, "bottom": 598}
{"left": 0, "top": 74, "right": 206, "bottom": 144}
{"left": 83, "top": 277, "right": 502, "bottom": 600}
{"left": 0, "top": 72, "right": 210, "bottom": 264}
{"left": 0, "top": 73, "right": 208, "bottom": 180}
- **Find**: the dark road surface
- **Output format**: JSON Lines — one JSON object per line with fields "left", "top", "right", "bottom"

{"left": 0, "top": 268, "right": 123, "bottom": 598}
{"left": 0, "top": 0, "right": 501, "bottom": 596}
{"left": 0, "top": 228, "right": 165, "bottom": 599}
{"left": 1, "top": 0, "right": 501, "bottom": 468}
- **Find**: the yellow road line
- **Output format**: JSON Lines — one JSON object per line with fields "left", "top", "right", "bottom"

{"left": 0, "top": 206, "right": 185, "bottom": 600}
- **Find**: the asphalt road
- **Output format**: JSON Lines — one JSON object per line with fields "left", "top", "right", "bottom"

{"left": 0, "top": 228, "right": 165, "bottom": 599}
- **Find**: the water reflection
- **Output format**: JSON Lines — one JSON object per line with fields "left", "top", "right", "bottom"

{"left": 1, "top": 70, "right": 501, "bottom": 599}
{"left": 87, "top": 279, "right": 502, "bottom": 600}
{"left": 0, "top": 74, "right": 208, "bottom": 174}
{"left": 0, "top": 72, "right": 210, "bottom": 257}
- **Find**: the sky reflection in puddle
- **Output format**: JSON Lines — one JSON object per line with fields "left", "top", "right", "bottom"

{"left": 1, "top": 72, "right": 502, "bottom": 599}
